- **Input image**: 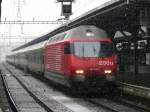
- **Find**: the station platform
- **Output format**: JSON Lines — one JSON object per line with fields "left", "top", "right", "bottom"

{"left": 117, "top": 72, "right": 150, "bottom": 88}
{"left": 117, "top": 71, "right": 150, "bottom": 99}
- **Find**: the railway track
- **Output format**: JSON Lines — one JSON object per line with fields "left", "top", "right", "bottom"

{"left": 0, "top": 65, "right": 47, "bottom": 112}
{"left": 1, "top": 63, "right": 149, "bottom": 112}
{"left": 0, "top": 69, "right": 13, "bottom": 112}
{"left": 1, "top": 64, "right": 74, "bottom": 112}
{"left": 114, "top": 97, "right": 150, "bottom": 112}
{"left": 1, "top": 73, "right": 18, "bottom": 112}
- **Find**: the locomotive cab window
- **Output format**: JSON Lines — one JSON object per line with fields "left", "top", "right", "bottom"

{"left": 73, "top": 42, "right": 113, "bottom": 57}
{"left": 64, "top": 43, "right": 73, "bottom": 54}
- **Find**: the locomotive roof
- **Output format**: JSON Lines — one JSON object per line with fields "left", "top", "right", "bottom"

{"left": 69, "top": 25, "right": 108, "bottom": 38}
{"left": 47, "top": 25, "right": 108, "bottom": 41}
{"left": 12, "top": 0, "right": 150, "bottom": 52}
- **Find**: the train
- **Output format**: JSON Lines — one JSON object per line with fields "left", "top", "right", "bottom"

{"left": 6, "top": 25, "right": 117, "bottom": 92}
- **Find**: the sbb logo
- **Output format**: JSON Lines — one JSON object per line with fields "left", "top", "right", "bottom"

{"left": 99, "top": 61, "right": 113, "bottom": 65}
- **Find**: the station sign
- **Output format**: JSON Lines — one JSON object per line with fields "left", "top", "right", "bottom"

{"left": 56, "top": 0, "right": 74, "bottom": 19}
{"left": 62, "top": 4, "right": 72, "bottom": 15}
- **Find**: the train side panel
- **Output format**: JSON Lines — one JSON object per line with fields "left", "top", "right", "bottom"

{"left": 44, "top": 41, "right": 67, "bottom": 84}
{"left": 27, "top": 48, "right": 44, "bottom": 74}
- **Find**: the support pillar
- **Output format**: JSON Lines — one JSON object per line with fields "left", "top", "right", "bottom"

{"left": 133, "top": 33, "right": 138, "bottom": 79}
{"left": 131, "top": 26, "right": 140, "bottom": 81}
{"left": 145, "top": 7, "right": 150, "bottom": 36}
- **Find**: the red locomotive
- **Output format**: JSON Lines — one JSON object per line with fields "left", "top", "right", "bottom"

{"left": 7, "top": 25, "right": 117, "bottom": 92}
{"left": 44, "top": 25, "right": 116, "bottom": 89}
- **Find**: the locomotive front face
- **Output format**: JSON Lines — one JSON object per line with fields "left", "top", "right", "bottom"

{"left": 68, "top": 40, "right": 117, "bottom": 85}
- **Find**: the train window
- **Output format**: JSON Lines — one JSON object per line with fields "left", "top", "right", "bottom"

{"left": 73, "top": 42, "right": 113, "bottom": 57}
{"left": 36, "top": 52, "right": 39, "bottom": 64}
{"left": 35, "top": 52, "right": 38, "bottom": 64}
{"left": 64, "top": 43, "right": 72, "bottom": 54}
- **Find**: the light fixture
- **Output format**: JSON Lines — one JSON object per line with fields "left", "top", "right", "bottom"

{"left": 75, "top": 70, "right": 84, "bottom": 74}
{"left": 104, "top": 70, "right": 112, "bottom": 74}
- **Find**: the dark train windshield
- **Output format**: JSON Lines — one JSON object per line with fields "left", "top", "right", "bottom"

{"left": 73, "top": 42, "right": 113, "bottom": 57}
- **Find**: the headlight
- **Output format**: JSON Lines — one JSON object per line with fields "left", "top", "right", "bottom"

{"left": 104, "top": 70, "right": 112, "bottom": 74}
{"left": 75, "top": 70, "right": 84, "bottom": 74}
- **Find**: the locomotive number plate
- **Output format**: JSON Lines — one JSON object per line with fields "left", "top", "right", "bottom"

{"left": 99, "top": 61, "right": 113, "bottom": 65}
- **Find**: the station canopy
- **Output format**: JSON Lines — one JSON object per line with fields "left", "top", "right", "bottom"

{"left": 13, "top": 0, "right": 150, "bottom": 51}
